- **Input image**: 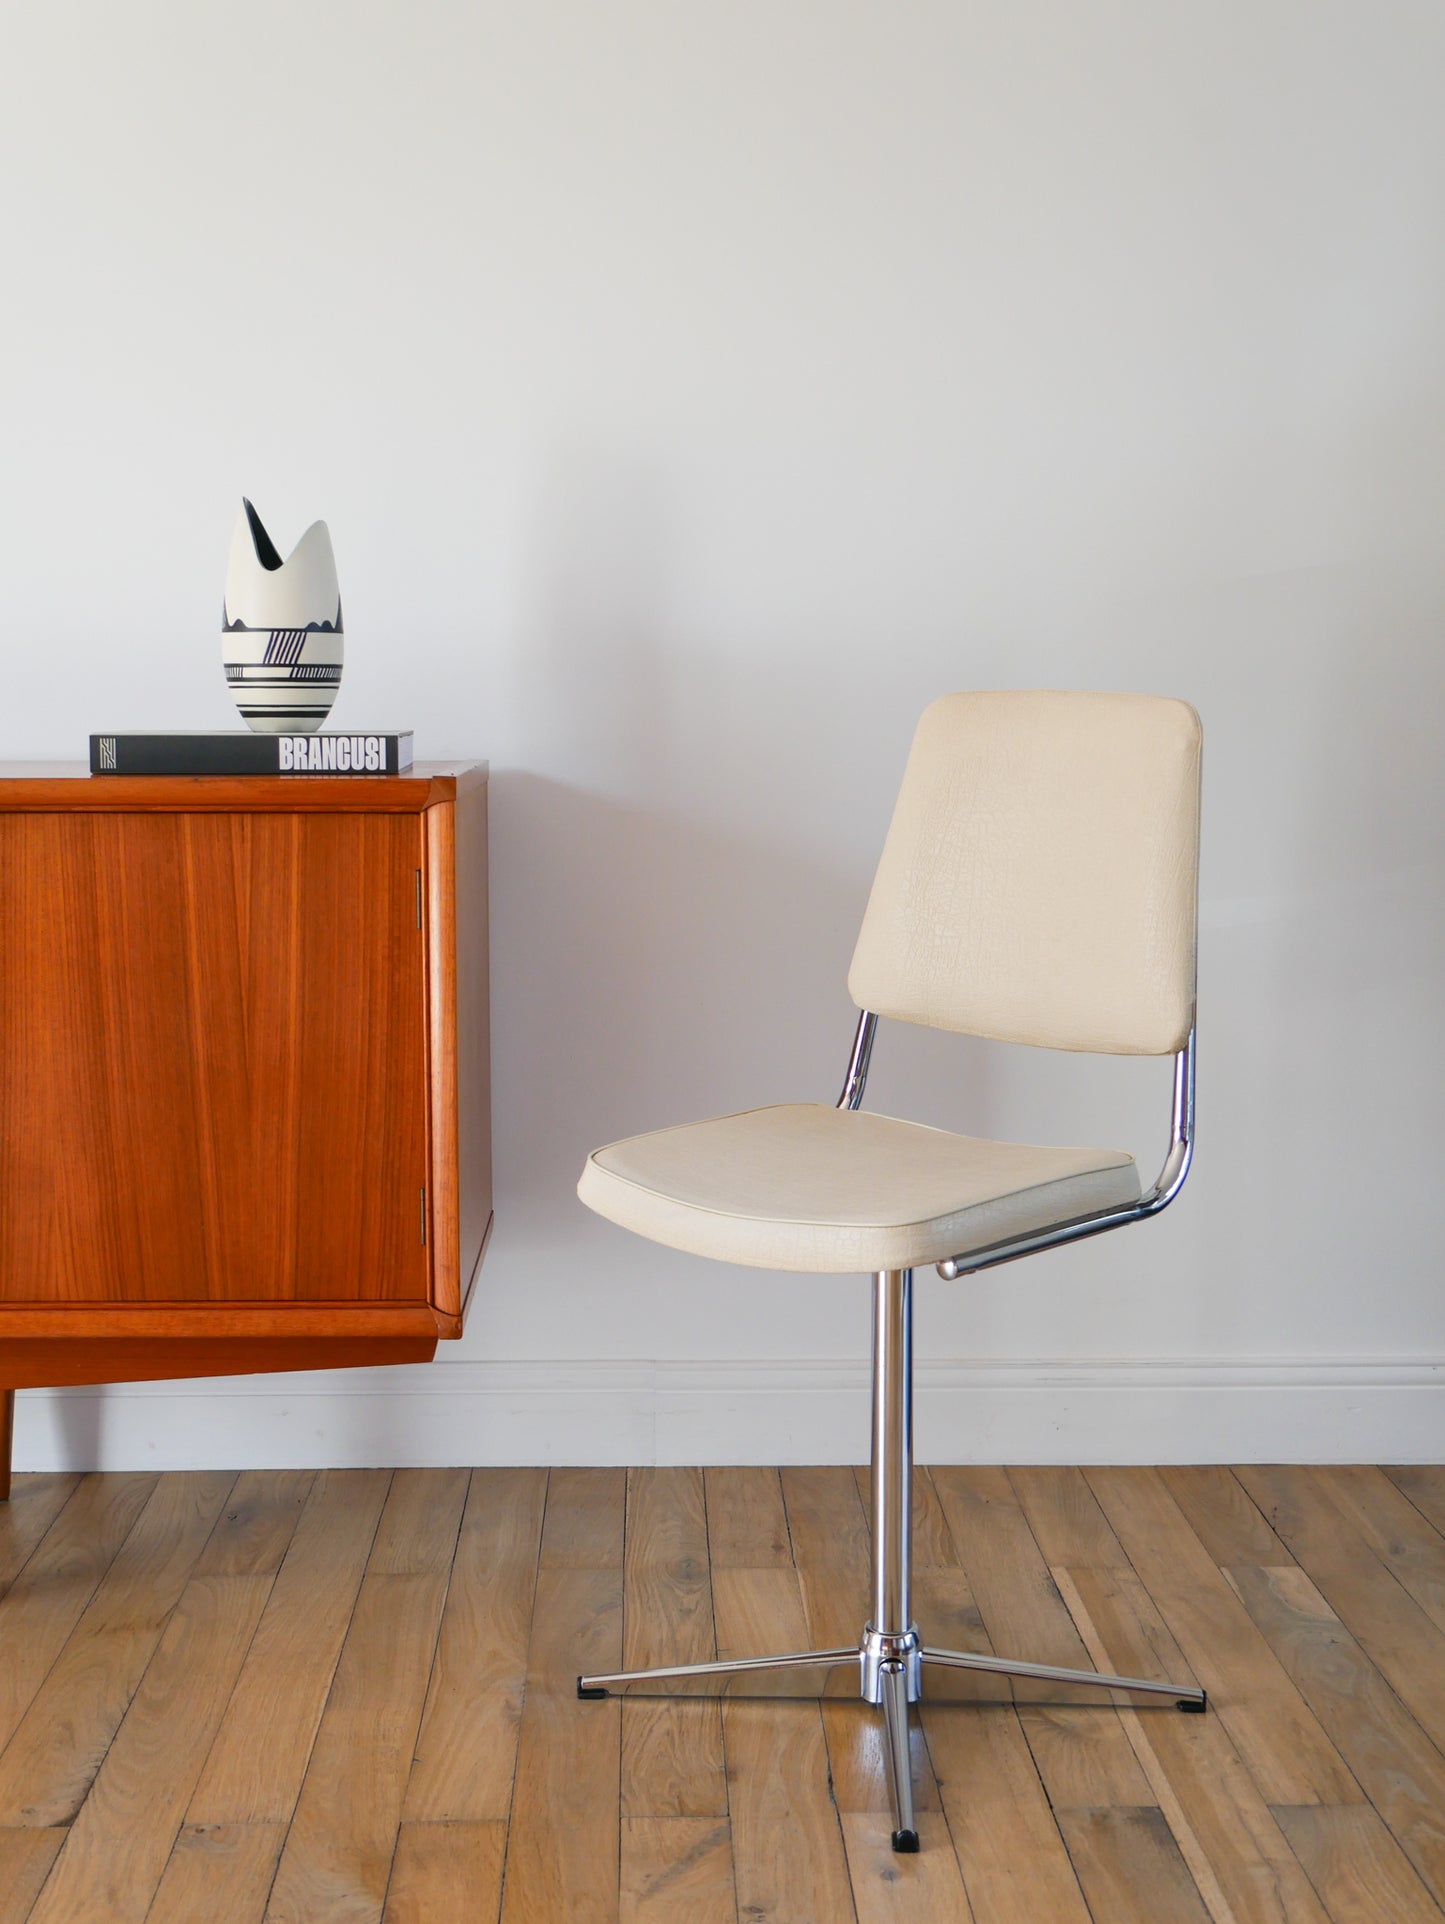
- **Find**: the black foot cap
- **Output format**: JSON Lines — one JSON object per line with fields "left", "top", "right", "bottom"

{"left": 577, "top": 1680, "right": 608, "bottom": 1700}
{"left": 1176, "top": 1690, "right": 1208, "bottom": 1713}
{"left": 891, "top": 1829, "right": 920, "bottom": 1854}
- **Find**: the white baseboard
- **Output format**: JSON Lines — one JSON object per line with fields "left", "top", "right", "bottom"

{"left": 11, "top": 1356, "right": 1444, "bottom": 1471}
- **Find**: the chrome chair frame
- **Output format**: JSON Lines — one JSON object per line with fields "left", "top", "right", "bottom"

{"left": 579, "top": 1012, "right": 1205, "bottom": 1853}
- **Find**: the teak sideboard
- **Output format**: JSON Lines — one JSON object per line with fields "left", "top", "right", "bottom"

{"left": 0, "top": 761, "right": 491, "bottom": 1496}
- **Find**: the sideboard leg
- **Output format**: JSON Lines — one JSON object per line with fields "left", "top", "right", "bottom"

{"left": 0, "top": 1391, "right": 12, "bottom": 1502}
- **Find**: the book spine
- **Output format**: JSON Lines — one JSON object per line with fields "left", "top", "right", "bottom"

{"left": 90, "top": 735, "right": 415, "bottom": 777}
{"left": 91, "top": 736, "right": 280, "bottom": 776}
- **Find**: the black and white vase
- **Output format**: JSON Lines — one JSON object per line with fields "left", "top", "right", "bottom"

{"left": 222, "top": 499, "right": 343, "bottom": 734}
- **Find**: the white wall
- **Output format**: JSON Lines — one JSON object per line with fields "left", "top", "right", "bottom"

{"left": 3, "top": 0, "right": 1442, "bottom": 1467}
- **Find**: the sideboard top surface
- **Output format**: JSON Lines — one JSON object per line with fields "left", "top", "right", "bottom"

{"left": 0, "top": 760, "right": 487, "bottom": 812}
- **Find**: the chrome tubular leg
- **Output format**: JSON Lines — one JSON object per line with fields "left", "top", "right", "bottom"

{"left": 921, "top": 1646, "right": 1207, "bottom": 1711}
{"left": 880, "top": 1660, "right": 918, "bottom": 1852}
{"left": 577, "top": 1646, "right": 859, "bottom": 1698}
{"left": 871, "top": 1268, "right": 912, "bottom": 1640}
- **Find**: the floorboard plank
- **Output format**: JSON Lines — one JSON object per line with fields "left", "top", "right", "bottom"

{"left": 404, "top": 1468, "right": 547, "bottom": 1823}
{"left": 1058, "top": 1563, "right": 1333, "bottom": 1924}
{"left": 1223, "top": 1561, "right": 1445, "bottom": 1908}
{"left": 148, "top": 1824, "right": 286, "bottom": 1924}
{"left": 1056, "top": 1806, "right": 1213, "bottom": 1924}
{"left": 1159, "top": 1466, "right": 1292, "bottom": 1569}
{"left": 194, "top": 1470, "right": 315, "bottom": 1578}
{"left": 0, "top": 1475, "right": 83, "bottom": 1600}
{"left": 382, "top": 1821, "right": 506, "bottom": 1924}
{"left": 1273, "top": 1803, "right": 1443, "bottom": 1924}
{"left": 1314, "top": 1467, "right": 1445, "bottom": 1637}
{"left": 367, "top": 1468, "right": 471, "bottom": 1576}
{"left": 702, "top": 1467, "right": 792, "bottom": 1569}
{"left": 540, "top": 1467, "right": 626, "bottom": 1570}
{"left": 1086, "top": 1466, "right": 1361, "bottom": 1806}
{"left": 920, "top": 1699, "right": 1092, "bottom": 1924}
{"left": 265, "top": 1571, "right": 450, "bottom": 1924}
{"left": 27, "top": 1574, "right": 271, "bottom": 1924}
{"left": 621, "top": 1467, "right": 727, "bottom": 1820}
{"left": 499, "top": 1563, "right": 624, "bottom": 1924}
{"left": 0, "top": 1473, "right": 156, "bottom": 1759}
{"left": 1238, "top": 1466, "right": 1445, "bottom": 1754}
{"left": 1009, "top": 1465, "right": 1131, "bottom": 1571}
{"left": 932, "top": 1466, "right": 1155, "bottom": 1809}
{"left": 0, "top": 1830, "right": 65, "bottom": 1924}
{"left": 713, "top": 1565, "right": 857, "bottom": 1924}
{"left": 781, "top": 1464, "right": 872, "bottom": 1578}
{"left": 188, "top": 1468, "right": 391, "bottom": 1825}
{"left": 842, "top": 1812, "right": 975, "bottom": 1923}
{"left": 0, "top": 1471, "right": 235, "bottom": 1826}
{"left": 1384, "top": 1468, "right": 1445, "bottom": 1544}
{"left": 620, "top": 1817, "right": 735, "bottom": 1924}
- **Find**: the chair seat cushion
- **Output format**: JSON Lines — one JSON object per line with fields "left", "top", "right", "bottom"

{"left": 577, "top": 1103, "right": 1140, "bottom": 1274}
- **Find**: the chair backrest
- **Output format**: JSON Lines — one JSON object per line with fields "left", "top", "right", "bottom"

{"left": 848, "top": 691, "right": 1202, "bottom": 1056}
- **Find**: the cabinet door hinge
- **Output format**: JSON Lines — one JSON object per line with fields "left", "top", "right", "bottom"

{"left": 415, "top": 869, "right": 423, "bottom": 929}
{"left": 420, "top": 1186, "right": 427, "bottom": 1245}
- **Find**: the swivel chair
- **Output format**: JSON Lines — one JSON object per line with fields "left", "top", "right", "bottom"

{"left": 576, "top": 690, "right": 1204, "bottom": 1854}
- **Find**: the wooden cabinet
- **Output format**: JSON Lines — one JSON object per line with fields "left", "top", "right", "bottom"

{"left": 0, "top": 762, "right": 490, "bottom": 1484}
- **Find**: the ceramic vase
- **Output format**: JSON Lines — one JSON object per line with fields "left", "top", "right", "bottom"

{"left": 222, "top": 499, "right": 343, "bottom": 734}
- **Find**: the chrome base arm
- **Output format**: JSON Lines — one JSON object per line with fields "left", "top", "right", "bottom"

{"left": 579, "top": 1633, "right": 1205, "bottom": 1713}
{"left": 577, "top": 1646, "right": 857, "bottom": 1696}
{"left": 922, "top": 1644, "right": 1205, "bottom": 1709}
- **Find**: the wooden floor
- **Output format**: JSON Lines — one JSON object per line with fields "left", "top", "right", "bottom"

{"left": 1, "top": 1465, "right": 1444, "bottom": 1922}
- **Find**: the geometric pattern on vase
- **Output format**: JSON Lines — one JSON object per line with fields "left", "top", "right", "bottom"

{"left": 222, "top": 498, "right": 344, "bottom": 734}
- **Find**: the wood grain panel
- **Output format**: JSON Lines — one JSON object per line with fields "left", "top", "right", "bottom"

{"left": 0, "top": 1333, "right": 438, "bottom": 1390}
{"left": 451, "top": 774, "right": 491, "bottom": 1316}
{"left": 0, "top": 1394, "right": 11, "bottom": 1504}
{"left": 0, "top": 810, "right": 428, "bottom": 1312}
{"left": 0, "top": 764, "right": 477, "bottom": 811}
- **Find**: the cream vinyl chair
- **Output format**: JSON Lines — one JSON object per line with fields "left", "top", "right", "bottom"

{"left": 576, "top": 690, "right": 1205, "bottom": 1854}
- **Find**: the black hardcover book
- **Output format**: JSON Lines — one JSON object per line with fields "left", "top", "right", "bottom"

{"left": 90, "top": 732, "right": 415, "bottom": 776}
